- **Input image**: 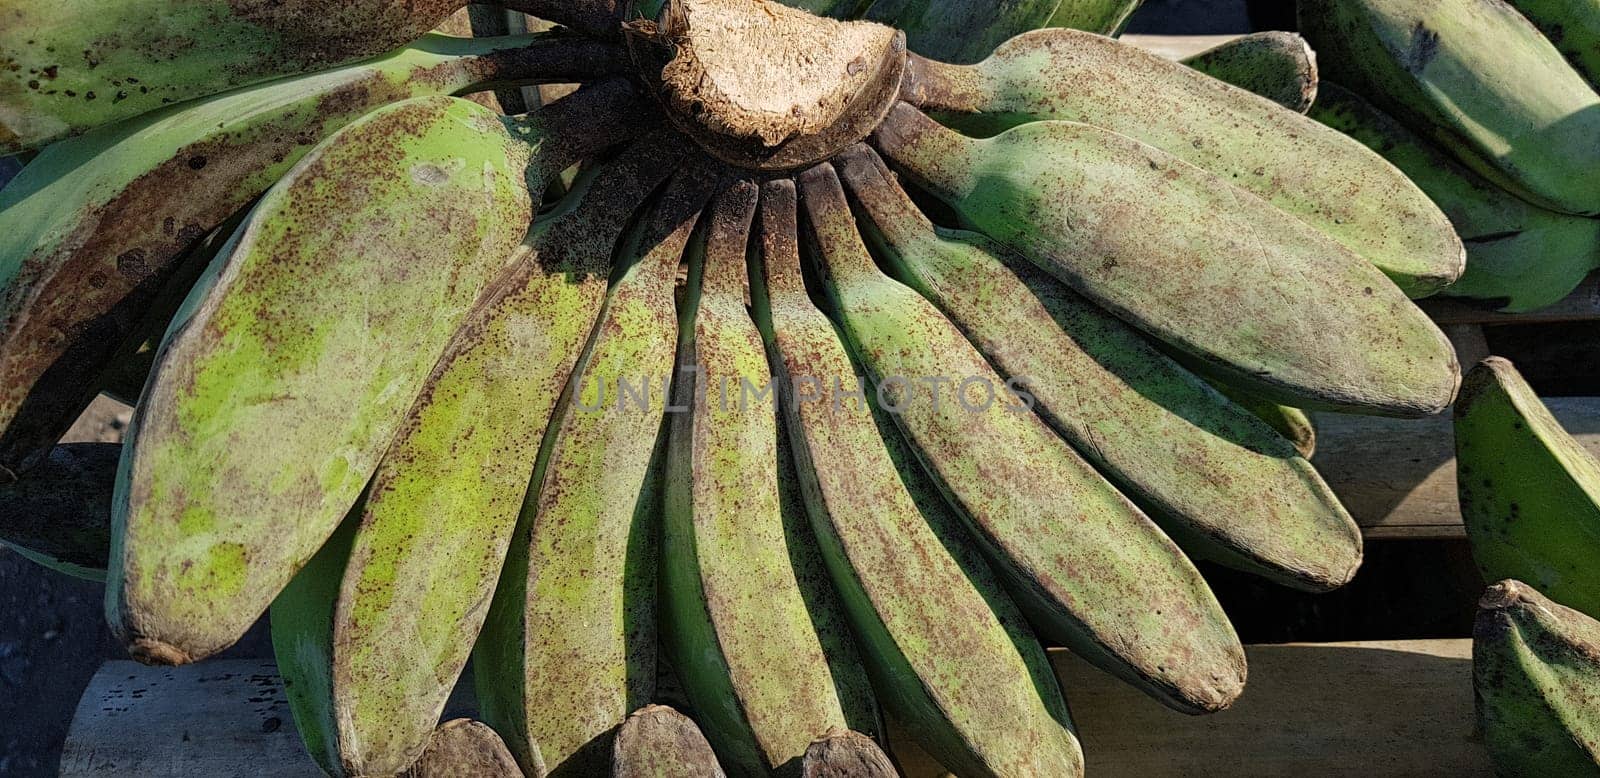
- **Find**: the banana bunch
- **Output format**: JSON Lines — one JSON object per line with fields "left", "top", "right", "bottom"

{"left": 1301, "top": 0, "right": 1600, "bottom": 312}
{"left": 0, "top": 0, "right": 1468, "bottom": 775}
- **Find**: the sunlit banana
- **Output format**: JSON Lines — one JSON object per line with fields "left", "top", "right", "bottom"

{"left": 111, "top": 85, "right": 648, "bottom": 666}
{"left": 661, "top": 182, "right": 878, "bottom": 774}
{"left": 897, "top": 27, "right": 1464, "bottom": 295}
{"left": 0, "top": 32, "right": 625, "bottom": 476}
{"left": 836, "top": 145, "right": 1359, "bottom": 591}
{"left": 871, "top": 103, "right": 1460, "bottom": 416}
{"left": 1309, "top": 81, "right": 1600, "bottom": 312}
{"left": 474, "top": 157, "right": 716, "bottom": 777}
{"left": 1180, "top": 31, "right": 1318, "bottom": 112}
{"left": 800, "top": 161, "right": 1245, "bottom": 714}
{"left": 861, "top": 0, "right": 1060, "bottom": 64}
{"left": 750, "top": 176, "right": 1082, "bottom": 774}
{"left": 0, "top": 442, "right": 116, "bottom": 581}
{"left": 1456, "top": 357, "right": 1600, "bottom": 621}
{"left": 1299, "top": 0, "right": 1600, "bottom": 216}
{"left": 0, "top": 0, "right": 623, "bottom": 151}
{"left": 1505, "top": 0, "right": 1600, "bottom": 87}
{"left": 1474, "top": 580, "right": 1600, "bottom": 775}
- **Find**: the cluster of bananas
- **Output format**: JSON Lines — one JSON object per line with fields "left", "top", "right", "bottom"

{"left": 1454, "top": 358, "right": 1600, "bottom": 775}
{"left": 1300, "top": 0, "right": 1600, "bottom": 313}
{"left": 0, "top": 0, "right": 1474, "bottom": 775}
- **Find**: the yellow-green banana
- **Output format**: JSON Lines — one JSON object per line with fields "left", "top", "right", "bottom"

{"left": 1505, "top": 0, "right": 1600, "bottom": 87}
{"left": 1180, "top": 31, "right": 1318, "bottom": 113}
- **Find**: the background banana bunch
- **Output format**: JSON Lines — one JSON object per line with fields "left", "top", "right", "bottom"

{"left": 0, "top": 0, "right": 1473, "bottom": 775}
{"left": 1300, "top": 0, "right": 1600, "bottom": 313}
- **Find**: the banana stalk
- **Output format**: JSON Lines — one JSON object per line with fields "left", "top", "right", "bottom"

{"left": 1456, "top": 357, "right": 1600, "bottom": 621}
{"left": 409, "top": 719, "right": 523, "bottom": 778}
{"left": 800, "top": 161, "right": 1245, "bottom": 714}
{"left": 1180, "top": 31, "right": 1318, "bottom": 113}
{"left": 612, "top": 705, "right": 728, "bottom": 778}
{"left": 660, "top": 182, "right": 878, "bottom": 774}
{"left": 1474, "top": 580, "right": 1600, "bottom": 775}
{"left": 750, "top": 177, "right": 1082, "bottom": 775}
{"left": 473, "top": 157, "right": 715, "bottom": 777}
{"left": 0, "top": 33, "right": 627, "bottom": 477}
{"left": 111, "top": 85, "right": 646, "bottom": 666}
{"left": 801, "top": 730, "right": 897, "bottom": 776}
{"left": 871, "top": 103, "right": 1459, "bottom": 416}
{"left": 897, "top": 27, "right": 1465, "bottom": 296}
{"left": 1299, "top": 0, "right": 1600, "bottom": 216}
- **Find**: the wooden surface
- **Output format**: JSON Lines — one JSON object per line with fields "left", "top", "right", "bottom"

{"left": 64, "top": 640, "right": 1488, "bottom": 777}
{"left": 1312, "top": 397, "right": 1600, "bottom": 539}
{"left": 1120, "top": 33, "right": 1241, "bottom": 60}
{"left": 1420, "top": 276, "right": 1600, "bottom": 325}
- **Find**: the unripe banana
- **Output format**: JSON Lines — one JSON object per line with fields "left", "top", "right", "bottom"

{"left": 800, "top": 161, "right": 1246, "bottom": 714}
{"left": 111, "top": 86, "right": 646, "bottom": 666}
{"left": 1456, "top": 357, "right": 1600, "bottom": 621}
{"left": 0, "top": 442, "right": 116, "bottom": 581}
{"left": 474, "top": 157, "right": 715, "bottom": 777}
{"left": 272, "top": 142, "right": 685, "bottom": 777}
{"left": 836, "top": 145, "right": 1358, "bottom": 592}
{"left": 897, "top": 27, "right": 1465, "bottom": 295}
{"left": 660, "top": 182, "right": 878, "bottom": 774}
{"left": 1474, "top": 580, "right": 1600, "bottom": 775}
{"left": 0, "top": 33, "right": 625, "bottom": 477}
{"left": 1180, "top": 31, "right": 1319, "bottom": 113}
{"left": 1505, "top": 0, "right": 1600, "bottom": 87}
{"left": 861, "top": 0, "right": 1060, "bottom": 64}
{"left": 1208, "top": 381, "right": 1318, "bottom": 460}
{"left": 1309, "top": 81, "right": 1600, "bottom": 312}
{"left": 1047, "top": 0, "right": 1146, "bottom": 34}
{"left": 750, "top": 177, "right": 1082, "bottom": 775}
{"left": 1299, "top": 0, "right": 1600, "bottom": 216}
{"left": 872, "top": 104, "right": 1460, "bottom": 416}
{"left": 0, "top": 0, "right": 618, "bottom": 151}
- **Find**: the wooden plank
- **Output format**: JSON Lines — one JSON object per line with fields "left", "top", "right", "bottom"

{"left": 1311, "top": 397, "right": 1600, "bottom": 539}
{"left": 1119, "top": 33, "right": 1241, "bottom": 60}
{"left": 1420, "top": 275, "right": 1600, "bottom": 325}
{"left": 64, "top": 640, "right": 1488, "bottom": 776}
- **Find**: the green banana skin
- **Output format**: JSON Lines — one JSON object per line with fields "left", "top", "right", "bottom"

{"left": 1180, "top": 31, "right": 1319, "bottom": 113}
{"left": 661, "top": 181, "right": 878, "bottom": 775}
{"left": 750, "top": 178, "right": 1083, "bottom": 776}
{"left": 1506, "top": 0, "right": 1600, "bottom": 87}
{"left": 872, "top": 104, "right": 1460, "bottom": 417}
{"left": 1208, "top": 381, "right": 1318, "bottom": 460}
{"left": 837, "top": 146, "right": 1359, "bottom": 592}
{"left": 1456, "top": 357, "right": 1600, "bottom": 622}
{"left": 897, "top": 27, "right": 1465, "bottom": 296}
{"left": 0, "top": 33, "right": 628, "bottom": 478}
{"left": 0, "top": 0, "right": 618, "bottom": 152}
{"left": 612, "top": 705, "right": 728, "bottom": 778}
{"left": 1299, "top": 0, "right": 1600, "bottom": 216}
{"left": 861, "top": 0, "right": 1061, "bottom": 64}
{"left": 110, "top": 86, "right": 644, "bottom": 666}
{"left": 1474, "top": 580, "right": 1600, "bottom": 776}
{"left": 799, "top": 162, "right": 1245, "bottom": 714}
{"left": 474, "top": 157, "right": 714, "bottom": 777}
{"left": 0, "top": 442, "right": 116, "bottom": 581}
{"left": 1309, "top": 81, "right": 1600, "bottom": 312}
{"left": 288, "top": 142, "right": 687, "bottom": 777}
{"left": 1047, "top": 0, "right": 1146, "bottom": 34}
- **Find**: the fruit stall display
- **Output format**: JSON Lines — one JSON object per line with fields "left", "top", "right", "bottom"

{"left": 1, "top": 0, "right": 1598, "bottom": 775}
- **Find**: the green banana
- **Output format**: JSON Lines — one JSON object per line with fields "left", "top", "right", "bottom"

{"left": 110, "top": 86, "right": 645, "bottom": 666}
{"left": 1047, "top": 0, "right": 1146, "bottom": 34}
{"left": 474, "top": 158, "right": 715, "bottom": 777}
{"left": 800, "top": 730, "right": 897, "bottom": 777}
{"left": 409, "top": 719, "right": 523, "bottom": 778}
{"left": 1180, "top": 31, "right": 1319, "bottom": 113}
{"left": 750, "top": 177, "right": 1082, "bottom": 775}
{"left": 0, "top": 32, "right": 627, "bottom": 477}
{"left": 1474, "top": 580, "right": 1600, "bottom": 776}
{"left": 1506, "top": 0, "right": 1600, "bottom": 87}
{"left": 800, "top": 162, "right": 1246, "bottom": 714}
{"left": 1456, "top": 357, "right": 1600, "bottom": 621}
{"left": 0, "top": 0, "right": 620, "bottom": 151}
{"left": 1299, "top": 0, "right": 1600, "bottom": 216}
{"left": 861, "top": 0, "right": 1061, "bottom": 64}
{"left": 612, "top": 705, "right": 728, "bottom": 778}
{"left": 0, "top": 442, "right": 116, "bottom": 580}
{"left": 1310, "top": 81, "right": 1600, "bottom": 312}
{"left": 660, "top": 181, "right": 878, "bottom": 775}
{"left": 871, "top": 104, "right": 1460, "bottom": 416}
{"left": 896, "top": 27, "right": 1465, "bottom": 296}
{"left": 836, "top": 145, "right": 1359, "bottom": 591}
{"left": 1209, "top": 382, "right": 1318, "bottom": 460}
{"left": 276, "top": 143, "right": 685, "bottom": 777}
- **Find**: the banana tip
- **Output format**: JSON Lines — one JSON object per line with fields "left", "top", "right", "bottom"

{"left": 128, "top": 637, "right": 195, "bottom": 666}
{"left": 1479, "top": 579, "right": 1539, "bottom": 612}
